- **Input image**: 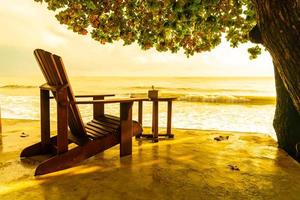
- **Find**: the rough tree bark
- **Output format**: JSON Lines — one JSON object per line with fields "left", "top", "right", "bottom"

{"left": 273, "top": 66, "right": 300, "bottom": 160}
{"left": 250, "top": 0, "right": 300, "bottom": 158}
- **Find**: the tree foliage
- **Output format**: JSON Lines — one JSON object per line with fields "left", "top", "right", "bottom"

{"left": 35, "top": 0, "right": 261, "bottom": 58}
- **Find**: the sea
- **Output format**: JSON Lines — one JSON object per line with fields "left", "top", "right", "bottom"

{"left": 0, "top": 76, "right": 277, "bottom": 139}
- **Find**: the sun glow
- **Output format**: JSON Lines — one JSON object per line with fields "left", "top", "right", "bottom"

{"left": 42, "top": 32, "right": 65, "bottom": 47}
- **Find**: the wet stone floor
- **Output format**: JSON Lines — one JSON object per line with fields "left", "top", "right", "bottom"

{"left": 0, "top": 119, "right": 300, "bottom": 200}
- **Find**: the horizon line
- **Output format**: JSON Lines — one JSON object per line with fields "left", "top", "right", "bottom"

{"left": 0, "top": 75, "right": 275, "bottom": 78}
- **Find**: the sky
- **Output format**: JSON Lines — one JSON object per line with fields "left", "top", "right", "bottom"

{"left": 0, "top": 0, "right": 274, "bottom": 77}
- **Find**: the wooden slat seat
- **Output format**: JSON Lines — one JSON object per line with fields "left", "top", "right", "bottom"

{"left": 91, "top": 119, "right": 119, "bottom": 130}
{"left": 93, "top": 115, "right": 143, "bottom": 136}
{"left": 85, "top": 124, "right": 111, "bottom": 135}
{"left": 85, "top": 128, "right": 106, "bottom": 139}
{"left": 20, "top": 49, "right": 143, "bottom": 176}
{"left": 86, "top": 116, "right": 143, "bottom": 140}
{"left": 87, "top": 121, "right": 116, "bottom": 134}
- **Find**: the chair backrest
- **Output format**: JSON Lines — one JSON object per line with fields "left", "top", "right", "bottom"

{"left": 34, "top": 49, "right": 87, "bottom": 141}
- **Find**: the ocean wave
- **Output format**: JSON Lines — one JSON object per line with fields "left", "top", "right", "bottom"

{"left": 178, "top": 95, "right": 275, "bottom": 104}
{"left": 130, "top": 93, "right": 275, "bottom": 105}
{"left": 0, "top": 84, "right": 37, "bottom": 89}
{"left": 127, "top": 86, "right": 264, "bottom": 93}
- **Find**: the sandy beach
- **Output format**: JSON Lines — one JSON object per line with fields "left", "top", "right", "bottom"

{"left": 0, "top": 118, "right": 300, "bottom": 200}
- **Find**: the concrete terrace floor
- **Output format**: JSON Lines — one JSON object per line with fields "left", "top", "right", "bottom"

{"left": 0, "top": 119, "right": 300, "bottom": 200}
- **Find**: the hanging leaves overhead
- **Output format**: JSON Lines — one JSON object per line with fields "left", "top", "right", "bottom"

{"left": 35, "top": 0, "right": 260, "bottom": 58}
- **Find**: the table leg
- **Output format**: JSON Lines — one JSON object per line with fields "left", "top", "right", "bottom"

{"left": 136, "top": 101, "right": 143, "bottom": 138}
{"left": 167, "top": 100, "right": 174, "bottom": 138}
{"left": 138, "top": 101, "right": 143, "bottom": 126}
{"left": 152, "top": 100, "right": 159, "bottom": 142}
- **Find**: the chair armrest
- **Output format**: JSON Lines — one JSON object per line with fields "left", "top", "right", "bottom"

{"left": 75, "top": 94, "right": 115, "bottom": 98}
{"left": 72, "top": 98, "right": 148, "bottom": 104}
{"left": 50, "top": 94, "right": 115, "bottom": 99}
{"left": 40, "top": 83, "right": 68, "bottom": 92}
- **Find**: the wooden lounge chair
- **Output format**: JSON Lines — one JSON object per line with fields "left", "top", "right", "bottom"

{"left": 20, "top": 49, "right": 144, "bottom": 175}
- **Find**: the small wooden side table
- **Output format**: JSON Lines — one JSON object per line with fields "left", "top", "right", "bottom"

{"left": 136, "top": 97, "right": 176, "bottom": 142}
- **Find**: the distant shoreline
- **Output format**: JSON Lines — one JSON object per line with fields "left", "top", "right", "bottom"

{"left": 0, "top": 75, "right": 275, "bottom": 78}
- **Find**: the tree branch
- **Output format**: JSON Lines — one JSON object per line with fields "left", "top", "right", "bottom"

{"left": 249, "top": 24, "right": 263, "bottom": 44}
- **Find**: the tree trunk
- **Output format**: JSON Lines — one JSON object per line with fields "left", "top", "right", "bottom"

{"left": 273, "top": 66, "right": 300, "bottom": 160}
{"left": 251, "top": 0, "right": 300, "bottom": 158}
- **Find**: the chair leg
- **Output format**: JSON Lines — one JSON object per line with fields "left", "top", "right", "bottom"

{"left": 93, "top": 96, "right": 104, "bottom": 120}
{"left": 120, "top": 102, "right": 133, "bottom": 157}
{"left": 57, "top": 88, "right": 68, "bottom": 154}
{"left": 40, "top": 89, "right": 51, "bottom": 149}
